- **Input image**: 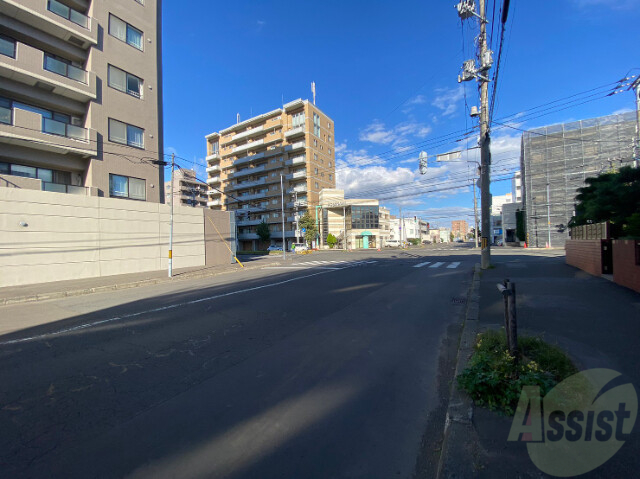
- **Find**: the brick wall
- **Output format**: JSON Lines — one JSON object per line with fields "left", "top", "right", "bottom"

{"left": 566, "top": 240, "right": 602, "bottom": 276}
{"left": 613, "top": 240, "right": 640, "bottom": 294}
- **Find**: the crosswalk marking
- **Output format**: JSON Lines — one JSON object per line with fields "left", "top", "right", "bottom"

{"left": 414, "top": 261, "right": 431, "bottom": 268}
{"left": 429, "top": 262, "right": 445, "bottom": 268}
{"left": 447, "top": 262, "right": 461, "bottom": 269}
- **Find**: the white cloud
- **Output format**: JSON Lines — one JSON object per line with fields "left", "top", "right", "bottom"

{"left": 359, "top": 120, "right": 432, "bottom": 148}
{"left": 572, "top": 0, "right": 636, "bottom": 9}
{"left": 359, "top": 121, "right": 396, "bottom": 145}
{"left": 407, "top": 94, "right": 427, "bottom": 105}
{"left": 432, "top": 86, "right": 465, "bottom": 117}
{"left": 337, "top": 165, "right": 417, "bottom": 198}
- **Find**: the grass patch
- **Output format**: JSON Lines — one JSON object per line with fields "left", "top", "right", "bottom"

{"left": 457, "top": 329, "right": 577, "bottom": 415}
{"left": 236, "top": 250, "right": 269, "bottom": 255}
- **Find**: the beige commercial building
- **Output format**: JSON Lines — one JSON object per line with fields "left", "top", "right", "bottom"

{"left": 319, "top": 189, "right": 390, "bottom": 250}
{"left": 205, "top": 99, "right": 335, "bottom": 251}
{"left": 0, "top": 0, "right": 164, "bottom": 201}
{"left": 165, "top": 168, "right": 207, "bottom": 208}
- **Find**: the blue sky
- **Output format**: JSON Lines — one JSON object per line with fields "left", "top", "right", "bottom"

{"left": 162, "top": 0, "right": 639, "bottom": 228}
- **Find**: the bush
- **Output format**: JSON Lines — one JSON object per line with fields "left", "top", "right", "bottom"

{"left": 457, "top": 330, "right": 577, "bottom": 415}
{"left": 327, "top": 233, "right": 337, "bottom": 248}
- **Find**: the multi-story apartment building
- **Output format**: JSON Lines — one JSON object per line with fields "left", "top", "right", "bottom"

{"left": 521, "top": 111, "right": 636, "bottom": 247}
{"left": 451, "top": 220, "right": 469, "bottom": 239}
{"left": 0, "top": 0, "right": 164, "bottom": 201}
{"left": 205, "top": 99, "right": 335, "bottom": 251}
{"left": 512, "top": 170, "right": 522, "bottom": 203}
{"left": 165, "top": 168, "right": 207, "bottom": 208}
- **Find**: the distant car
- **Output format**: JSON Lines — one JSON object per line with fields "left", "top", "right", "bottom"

{"left": 292, "top": 243, "right": 308, "bottom": 252}
{"left": 422, "top": 240, "right": 432, "bottom": 244}
{"left": 385, "top": 240, "right": 400, "bottom": 247}
{"left": 455, "top": 239, "right": 465, "bottom": 243}
{"left": 267, "top": 245, "right": 283, "bottom": 251}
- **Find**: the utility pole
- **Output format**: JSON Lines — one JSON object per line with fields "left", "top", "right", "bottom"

{"left": 168, "top": 153, "right": 175, "bottom": 278}
{"left": 457, "top": 0, "right": 493, "bottom": 268}
{"left": 473, "top": 178, "right": 479, "bottom": 248}
{"left": 478, "top": 0, "right": 492, "bottom": 268}
{"left": 280, "top": 174, "right": 286, "bottom": 259}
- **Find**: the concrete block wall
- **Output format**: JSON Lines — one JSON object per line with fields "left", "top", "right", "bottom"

{"left": 565, "top": 240, "right": 602, "bottom": 276}
{"left": 612, "top": 240, "right": 640, "bottom": 294}
{"left": 0, "top": 188, "right": 206, "bottom": 287}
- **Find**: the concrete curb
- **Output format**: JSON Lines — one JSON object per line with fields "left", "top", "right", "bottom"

{"left": 436, "top": 263, "right": 481, "bottom": 479}
{"left": 0, "top": 261, "right": 277, "bottom": 306}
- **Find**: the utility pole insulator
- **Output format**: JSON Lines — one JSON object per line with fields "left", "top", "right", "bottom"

{"left": 479, "top": 50, "right": 494, "bottom": 71}
{"left": 418, "top": 151, "right": 428, "bottom": 175}
{"left": 455, "top": 0, "right": 477, "bottom": 20}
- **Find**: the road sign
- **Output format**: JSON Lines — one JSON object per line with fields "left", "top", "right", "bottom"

{"left": 301, "top": 228, "right": 306, "bottom": 234}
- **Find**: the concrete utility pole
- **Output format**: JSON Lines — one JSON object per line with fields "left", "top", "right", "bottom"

{"left": 168, "top": 153, "right": 175, "bottom": 278}
{"left": 473, "top": 179, "right": 479, "bottom": 248}
{"left": 478, "top": 0, "right": 492, "bottom": 268}
{"left": 280, "top": 174, "right": 286, "bottom": 259}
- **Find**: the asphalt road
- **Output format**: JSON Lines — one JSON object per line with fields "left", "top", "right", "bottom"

{"left": 0, "top": 246, "right": 477, "bottom": 479}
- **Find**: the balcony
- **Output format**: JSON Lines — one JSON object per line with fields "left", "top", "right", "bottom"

{"left": 234, "top": 152, "right": 265, "bottom": 167}
{"left": 285, "top": 156, "right": 306, "bottom": 166}
{"left": 238, "top": 233, "right": 259, "bottom": 240}
{"left": 0, "top": 0, "right": 98, "bottom": 49}
{"left": 287, "top": 185, "right": 307, "bottom": 194}
{"left": 232, "top": 178, "right": 266, "bottom": 190}
{"left": 206, "top": 164, "right": 221, "bottom": 174}
{"left": 237, "top": 218, "right": 267, "bottom": 227}
{"left": 232, "top": 165, "right": 265, "bottom": 178}
{"left": 232, "top": 125, "right": 264, "bottom": 142}
{"left": 207, "top": 176, "right": 220, "bottom": 184}
{"left": 206, "top": 152, "right": 220, "bottom": 162}
{"left": 286, "top": 141, "right": 306, "bottom": 152}
{"left": 233, "top": 138, "right": 263, "bottom": 154}
{"left": 233, "top": 192, "right": 266, "bottom": 203}
{"left": 285, "top": 126, "right": 305, "bottom": 139}
{"left": 207, "top": 199, "right": 222, "bottom": 207}
{"left": 0, "top": 106, "right": 96, "bottom": 157}
{"left": 0, "top": 41, "right": 96, "bottom": 102}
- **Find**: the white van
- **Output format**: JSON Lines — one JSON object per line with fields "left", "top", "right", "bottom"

{"left": 292, "top": 243, "right": 308, "bottom": 252}
{"left": 385, "top": 240, "right": 400, "bottom": 247}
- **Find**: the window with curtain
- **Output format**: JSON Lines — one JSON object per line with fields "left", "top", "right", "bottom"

{"left": 128, "top": 177, "right": 146, "bottom": 200}
{"left": 109, "top": 118, "right": 144, "bottom": 148}
{"left": 109, "top": 14, "right": 143, "bottom": 51}
{"left": 109, "top": 175, "right": 128, "bottom": 198}
{"left": 108, "top": 65, "right": 143, "bottom": 98}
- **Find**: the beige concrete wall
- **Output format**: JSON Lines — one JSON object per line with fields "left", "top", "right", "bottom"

{"left": 0, "top": 187, "right": 205, "bottom": 287}
{"left": 203, "top": 209, "right": 235, "bottom": 266}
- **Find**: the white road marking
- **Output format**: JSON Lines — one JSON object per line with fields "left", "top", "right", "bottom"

{"left": 413, "top": 262, "right": 431, "bottom": 268}
{"left": 429, "top": 262, "right": 445, "bottom": 268}
{"left": 447, "top": 262, "right": 461, "bottom": 269}
{"left": 0, "top": 269, "right": 338, "bottom": 346}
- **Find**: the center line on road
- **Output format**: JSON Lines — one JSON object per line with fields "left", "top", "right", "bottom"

{"left": 0, "top": 269, "right": 338, "bottom": 347}
{"left": 413, "top": 262, "right": 431, "bottom": 268}
{"left": 429, "top": 262, "right": 445, "bottom": 268}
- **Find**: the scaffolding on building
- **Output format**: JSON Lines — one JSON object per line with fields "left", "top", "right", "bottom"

{"left": 520, "top": 111, "right": 636, "bottom": 248}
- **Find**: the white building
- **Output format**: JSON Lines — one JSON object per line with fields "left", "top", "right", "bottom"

{"left": 492, "top": 192, "right": 513, "bottom": 216}
{"left": 512, "top": 171, "right": 522, "bottom": 203}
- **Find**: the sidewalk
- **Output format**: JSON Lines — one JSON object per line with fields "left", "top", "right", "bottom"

{"left": 440, "top": 252, "right": 640, "bottom": 478}
{"left": 0, "top": 255, "right": 282, "bottom": 306}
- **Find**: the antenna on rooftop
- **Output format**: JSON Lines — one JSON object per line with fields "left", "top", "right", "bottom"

{"left": 236, "top": 113, "right": 240, "bottom": 124}
{"left": 311, "top": 81, "right": 316, "bottom": 105}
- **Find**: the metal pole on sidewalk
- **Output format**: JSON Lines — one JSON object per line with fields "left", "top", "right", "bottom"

{"left": 281, "top": 174, "right": 286, "bottom": 260}
{"left": 168, "top": 153, "right": 175, "bottom": 278}
{"left": 473, "top": 179, "right": 479, "bottom": 248}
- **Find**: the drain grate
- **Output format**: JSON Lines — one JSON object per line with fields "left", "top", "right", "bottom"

{"left": 451, "top": 297, "right": 467, "bottom": 304}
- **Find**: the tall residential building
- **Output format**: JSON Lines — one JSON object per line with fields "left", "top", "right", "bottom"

{"left": 451, "top": 220, "right": 469, "bottom": 239}
{"left": 520, "top": 111, "right": 636, "bottom": 247}
{"left": 0, "top": 0, "right": 164, "bottom": 201}
{"left": 491, "top": 192, "right": 513, "bottom": 216}
{"left": 165, "top": 168, "right": 207, "bottom": 208}
{"left": 205, "top": 99, "right": 335, "bottom": 251}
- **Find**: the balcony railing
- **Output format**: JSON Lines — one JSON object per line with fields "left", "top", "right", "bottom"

{"left": 42, "top": 117, "right": 87, "bottom": 141}
{"left": 42, "top": 182, "right": 89, "bottom": 195}
{"left": 43, "top": 55, "right": 87, "bottom": 84}
{"left": 285, "top": 126, "right": 305, "bottom": 138}
{"left": 47, "top": 0, "right": 89, "bottom": 29}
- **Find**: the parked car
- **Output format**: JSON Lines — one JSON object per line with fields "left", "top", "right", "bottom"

{"left": 385, "top": 240, "right": 400, "bottom": 247}
{"left": 422, "top": 240, "right": 432, "bottom": 244}
{"left": 292, "top": 243, "right": 308, "bottom": 252}
{"left": 267, "top": 245, "right": 283, "bottom": 251}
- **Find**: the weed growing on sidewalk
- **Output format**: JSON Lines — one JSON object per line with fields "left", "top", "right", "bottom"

{"left": 457, "top": 330, "right": 577, "bottom": 415}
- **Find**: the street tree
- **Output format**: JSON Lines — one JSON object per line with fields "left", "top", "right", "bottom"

{"left": 256, "top": 221, "right": 271, "bottom": 246}
{"left": 298, "top": 212, "right": 318, "bottom": 246}
{"left": 327, "top": 233, "right": 337, "bottom": 248}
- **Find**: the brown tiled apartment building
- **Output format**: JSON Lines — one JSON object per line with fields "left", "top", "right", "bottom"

{"left": 205, "top": 99, "right": 335, "bottom": 251}
{"left": 0, "top": 0, "right": 164, "bottom": 201}
{"left": 451, "top": 220, "right": 469, "bottom": 239}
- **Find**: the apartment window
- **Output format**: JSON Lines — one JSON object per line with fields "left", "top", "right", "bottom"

{"left": 314, "top": 153, "right": 318, "bottom": 163}
{"left": 328, "top": 148, "right": 332, "bottom": 154}
{"left": 210, "top": 140, "right": 219, "bottom": 155}
{"left": 109, "top": 118, "right": 144, "bottom": 148}
{"left": 108, "top": 65, "right": 143, "bottom": 98}
{"left": 314, "top": 167, "right": 318, "bottom": 174}
{"left": 314, "top": 182, "right": 319, "bottom": 189}
{"left": 329, "top": 174, "right": 333, "bottom": 181}
{"left": 313, "top": 113, "right": 320, "bottom": 136}
{"left": 109, "top": 14, "right": 143, "bottom": 50}
{"left": 328, "top": 161, "right": 332, "bottom": 167}
{"left": 0, "top": 35, "right": 16, "bottom": 58}
{"left": 313, "top": 139, "right": 318, "bottom": 147}
{"left": 273, "top": 212, "right": 279, "bottom": 218}
{"left": 292, "top": 112, "right": 305, "bottom": 128}
{"left": 328, "top": 135, "right": 332, "bottom": 143}
{"left": 0, "top": 97, "right": 11, "bottom": 125}
{"left": 110, "top": 174, "right": 145, "bottom": 200}
{"left": 47, "top": 0, "right": 89, "bottom": 28}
